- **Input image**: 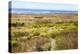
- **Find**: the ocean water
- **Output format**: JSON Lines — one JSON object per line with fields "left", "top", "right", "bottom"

{"left": 9, "top": 8, "right": 78, "bottom": 14}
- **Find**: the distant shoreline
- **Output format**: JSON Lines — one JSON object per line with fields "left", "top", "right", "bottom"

{"left": 9, "top": 8, "right": 78, "bottom": 14}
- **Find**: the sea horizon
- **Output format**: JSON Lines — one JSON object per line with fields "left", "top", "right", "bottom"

{"left": 9, "top": 8, "right": 78, "bottom": 14}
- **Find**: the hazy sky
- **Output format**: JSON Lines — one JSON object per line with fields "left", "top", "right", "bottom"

{"left": 11, "top": 1, "right": 78, "bottom": 11}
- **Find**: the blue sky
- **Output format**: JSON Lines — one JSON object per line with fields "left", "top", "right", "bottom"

{"left": 11, "top": 1, "right": 78, "bottom": 11}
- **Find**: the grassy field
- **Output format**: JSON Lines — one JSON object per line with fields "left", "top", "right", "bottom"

{"left": 9, "top": 13, "right": 78, "bottom": 53}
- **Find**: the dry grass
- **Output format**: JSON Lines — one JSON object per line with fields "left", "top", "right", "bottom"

{"left": 9, "top": 13, "right": 78, "bottom": 53}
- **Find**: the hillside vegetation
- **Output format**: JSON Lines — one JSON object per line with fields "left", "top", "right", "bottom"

{"left": 9, "top": 13, "right": 78, "bottom": 53}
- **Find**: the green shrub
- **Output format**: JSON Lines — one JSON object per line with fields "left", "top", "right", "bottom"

{"left": 11, "top": 40, "right": 18, "bottom": 47}
{"left": 32, "top": 31, "right": 40, "bottom": 36}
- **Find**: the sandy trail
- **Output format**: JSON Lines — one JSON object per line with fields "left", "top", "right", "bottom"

{"left": 50, "top": 38, "right": 56, "bottom": 51}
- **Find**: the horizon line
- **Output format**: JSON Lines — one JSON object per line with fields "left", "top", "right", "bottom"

{"left": 10, "top": 8, "right": 78, "bottom": 12}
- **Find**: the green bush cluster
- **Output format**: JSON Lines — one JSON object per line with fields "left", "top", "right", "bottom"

{"left": 11, "top": 22, "right": 77, "bottom": 39}
{"left": 11, "top": 22, "right": 25, "bottom": 27}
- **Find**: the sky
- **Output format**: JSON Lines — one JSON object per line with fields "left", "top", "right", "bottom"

{"left": 11, "top": 1, "right": 78, "bottom": 11}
